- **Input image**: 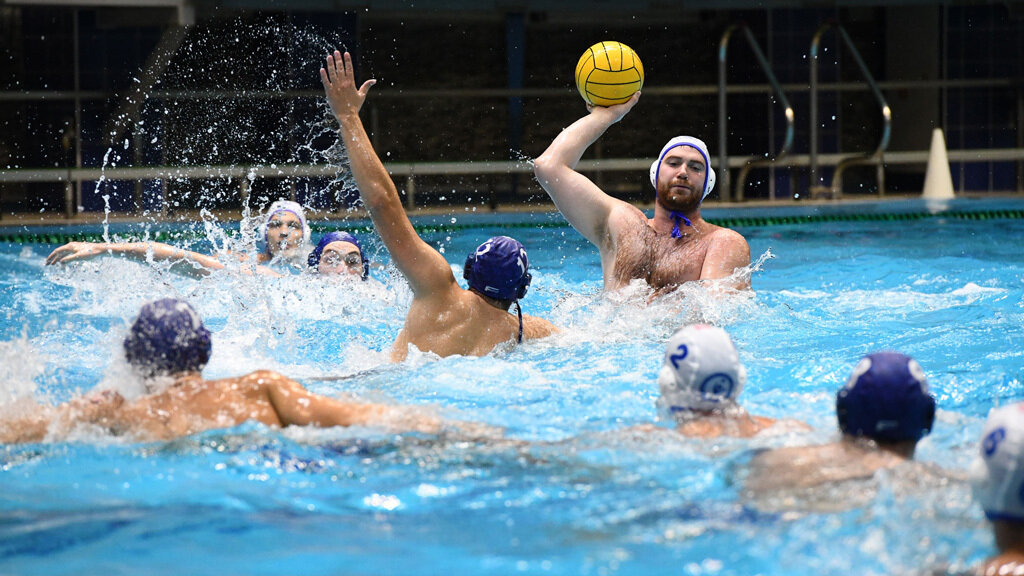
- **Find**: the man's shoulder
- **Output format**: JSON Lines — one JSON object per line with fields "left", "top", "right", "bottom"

{"left": 602, "top": 203, "right": 660, "bottom": 253}
{"left": 416, "top": 281, "right": 472, "bottom": 312}
{"left": 222, "top": 370, "right": 299, "bottom": 390}
{"left": 703, "top": 224, "right": 751, "bottom": 272}
{"left": 752, "top": 441, "right": 840, "bottom": 466}
{"left": 706, "top": 223, "right": 749, "bottom": 245}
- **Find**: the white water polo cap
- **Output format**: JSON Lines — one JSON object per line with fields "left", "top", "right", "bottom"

{"left": 971, "top": 402, "right": 1024, "bottom": 523}
{"left": 649, "top": 136, "right": 717, "bottom": 202}
{"left": 260, "top": 199, "right": 311, "bottom": 246}
{"left": 658, "top": 324, "right": 745, "bottom": 413}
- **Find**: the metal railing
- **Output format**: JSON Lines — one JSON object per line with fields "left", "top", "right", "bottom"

{"left": 3, "top": 148, "right": 1023, "bottom": 220}
{"left": 718, "top": 23, "right": 795, "bottom": 202}
{"left": 809, "top": 20, "right": 892, "bottom": 198}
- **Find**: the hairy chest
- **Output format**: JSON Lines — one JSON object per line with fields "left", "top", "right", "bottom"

{"left": 612, "top": 226, "right": 712, "bottom": 290}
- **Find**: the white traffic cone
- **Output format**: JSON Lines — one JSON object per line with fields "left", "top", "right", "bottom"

{"left": 922, "top": 128, "right": 955, "bottom": 199}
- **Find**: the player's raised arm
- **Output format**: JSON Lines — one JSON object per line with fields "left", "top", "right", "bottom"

{"left": 320, "top": 50, "right": 453, "bottom": 297}
{"left": 534, "top": 41, "right": 645, "bottom": 249}
{"left": 532, "top": 96, "right": 640, "bottom": 249}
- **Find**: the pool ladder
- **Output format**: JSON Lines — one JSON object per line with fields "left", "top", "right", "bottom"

{"left": 808, "top": 20, "right": 892, "bottom": 199}
{"left": 718, "top": 23, "right": 795, "bottom": 202}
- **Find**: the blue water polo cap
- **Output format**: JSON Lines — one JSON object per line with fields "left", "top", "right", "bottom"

{"left": 463, "top": 236, "right": 532, "bottom": 301}
{"left": 648, "top": 136, "right": 717, "bottom": 202}
{"left": 307, "top": 231, "right": 369, "bottom": 279}
{"left": 836, "top": 352, "right": 936, "bottom": 442}
{"left": 123, "top": 298, "right": 212, "bottom": 377}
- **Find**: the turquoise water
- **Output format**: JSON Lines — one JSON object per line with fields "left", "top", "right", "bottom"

{"left": 1, "top": 198, "right": 1022, "bottom": 575}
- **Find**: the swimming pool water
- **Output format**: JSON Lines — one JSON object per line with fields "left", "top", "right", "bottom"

{"left": 1, "top": 198, "right": 1022, "bottom": 575}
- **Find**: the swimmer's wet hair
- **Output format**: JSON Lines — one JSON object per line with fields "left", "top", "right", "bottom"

{"left": 123, "top": 298, "right": 212, "bottom": 378}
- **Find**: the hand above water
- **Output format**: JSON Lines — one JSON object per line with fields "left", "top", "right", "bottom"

{"left": 320, "top": 50, "right": 377, "bottom": 124}
{"left": 587, "top": 91, "right": 641, "bottom": 125}
{"left": 46, "top": 241, "right": 115, "bottom": 265}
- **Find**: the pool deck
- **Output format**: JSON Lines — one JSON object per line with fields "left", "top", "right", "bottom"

{"left": 1, "top": 192, "right": 1020, "bottom": 224}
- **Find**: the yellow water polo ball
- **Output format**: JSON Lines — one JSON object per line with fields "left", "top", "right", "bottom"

{"left": 574, "top": 41, "right": 644, "bottom": 107}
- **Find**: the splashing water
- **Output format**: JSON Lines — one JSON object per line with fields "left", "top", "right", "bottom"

{"left": 0, "top": 337, "right": 48, "bottom": 405}
{"left": 91, "top": 15, "right": 365, "bottom": 228}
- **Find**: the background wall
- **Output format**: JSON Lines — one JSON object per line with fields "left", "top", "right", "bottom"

{"left": 1, "top": 1, "right": 1022, "bottom": 215}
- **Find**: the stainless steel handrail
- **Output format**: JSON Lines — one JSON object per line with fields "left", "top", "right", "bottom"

{"left": 718, "top": 23, "right": 795, "bottom": 202}
{"left": 4, "top": 148, "right": 1024, "bottom": 220}
{"left": 809, "top": 20, "right": 892, "bottom": 198}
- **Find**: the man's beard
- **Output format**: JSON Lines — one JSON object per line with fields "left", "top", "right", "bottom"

{"left": 656, "top": 185, "right": 701, "bottom": 214}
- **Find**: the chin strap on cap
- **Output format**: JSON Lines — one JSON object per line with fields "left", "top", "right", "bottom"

{"left": 514, "top": 301, "right": 524, "bottom": 343}
{"left": 670, "top": 211, "right": 692, "bottom": 238}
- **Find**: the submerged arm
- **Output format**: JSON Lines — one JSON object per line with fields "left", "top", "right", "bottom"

{"left": 532, "top": 95, "right": 640, "bottom": 248}
{"left": 321, "top": 50, "right": 454, "bottom": 297}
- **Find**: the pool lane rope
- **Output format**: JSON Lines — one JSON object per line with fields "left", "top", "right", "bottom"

{"left": 2, "top": 208, "right": 1024, "bottom": 244}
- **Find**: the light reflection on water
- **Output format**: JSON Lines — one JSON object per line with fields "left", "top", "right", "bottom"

{"left": 0, "top": 207, "right": 1022, "bottom": 574}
